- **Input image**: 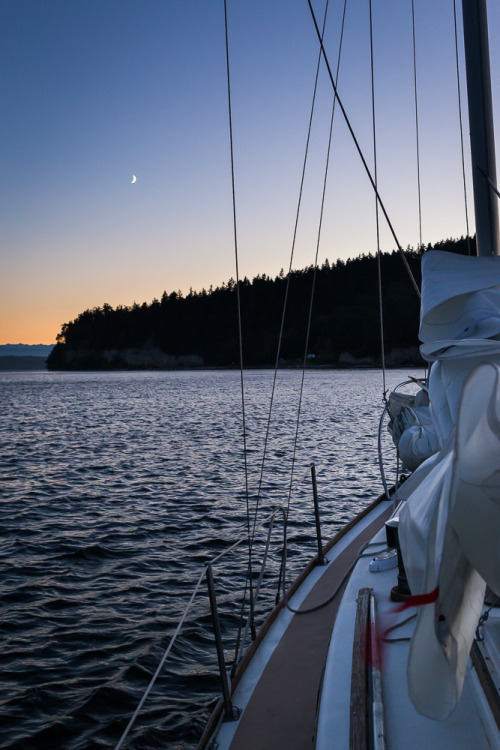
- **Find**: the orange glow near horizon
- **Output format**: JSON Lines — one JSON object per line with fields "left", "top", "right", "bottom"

{"left": 3, "top": 2, "right": 500, "bottom": 346}
{"left": 1, "top": 300, "right": 64, "bottom": 345}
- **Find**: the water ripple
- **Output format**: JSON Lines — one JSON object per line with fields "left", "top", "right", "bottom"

{"left": 0, "top": 368, "right": 418, "bottom": 748}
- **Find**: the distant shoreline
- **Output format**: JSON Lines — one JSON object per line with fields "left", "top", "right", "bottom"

{"left": 0, "top": 356, "right": 48, "bottom": 371}
{"left": 2, "top": 360, "right": 423, "bottom": 373}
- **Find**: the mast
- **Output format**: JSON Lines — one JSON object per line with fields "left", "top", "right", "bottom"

{"left": 462, "top": 0, "right": 500, "bottom": 256}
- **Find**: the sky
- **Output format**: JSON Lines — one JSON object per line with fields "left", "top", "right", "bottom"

{"left": 2, "top": 0, "right": 500, "bottom": 345}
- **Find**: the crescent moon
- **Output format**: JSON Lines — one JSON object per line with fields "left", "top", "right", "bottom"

{"left": 131, "top": 175, "right": 137, "bottom": 184}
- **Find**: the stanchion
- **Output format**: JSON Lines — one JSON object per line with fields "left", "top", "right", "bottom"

{"left": 205, "top": 562, "right": 238, "bottom": 720}
{"left": 311, "top": 463, "right": 325, "bottom": 565}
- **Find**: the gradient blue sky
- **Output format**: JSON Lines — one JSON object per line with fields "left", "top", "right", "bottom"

{"left": 2, "top": 0, "right": 500, "bottom": 344}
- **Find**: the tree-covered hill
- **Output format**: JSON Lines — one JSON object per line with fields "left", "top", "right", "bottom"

{"left": 47, "top": 237, "right": 473, "bottom": 370}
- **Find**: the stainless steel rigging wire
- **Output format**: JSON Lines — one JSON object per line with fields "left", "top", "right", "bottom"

{"left": 114, "top": 568, "right": 206, "bottom": 750}
{"left": 236, "top": 1, "right": 334, "bottom": 649}
{"left": 453, "top": 0, "right": 472, "bottom": 253}
{"left": 278, "top": 0, "right": 349, "bottom": 599}
{"left": 477, "top": 164, "right": 500, "bottom": 201}
{"left": 369, "top": 0, "right": 387, "bottom": 401}
{"left": 230, "top": 0, "right": 334, "bottom": 664}
{"left": 306, "top": 0, "right": 421, "bottom": 301}
{"left": 250, "top": 0, "right": 331, "bottom": 526}
{"left": 411, "top": 0, "right": 423, "bottom": 248}
{"left": 223, "top": 0, "right": 256, "bottom": 636}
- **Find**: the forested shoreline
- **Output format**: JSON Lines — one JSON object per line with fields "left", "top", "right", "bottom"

{"left": 47, "top": 238, "right": 472, "bottom": 371}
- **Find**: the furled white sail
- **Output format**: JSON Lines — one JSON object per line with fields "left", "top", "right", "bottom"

{"left": 399, "top": 250, "right": 500, "bottom": 719}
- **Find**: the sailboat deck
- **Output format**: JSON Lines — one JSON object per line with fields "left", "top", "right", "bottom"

{"left": 316, "top": 533, "right": 500, "bottom": 750}
{"left": 212, "top": 500, "right": 393, "bottom": 749}
{"left": 211, "top": 498, "right": 500, "bottom": 750}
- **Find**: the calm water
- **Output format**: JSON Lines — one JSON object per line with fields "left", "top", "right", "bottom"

{"left": 0, "top": 368, "right": 418, "bottom": 749}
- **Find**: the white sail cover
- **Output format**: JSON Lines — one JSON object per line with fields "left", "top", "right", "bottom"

{"left": 399, "top": 250, "right": 500, "bottom": 719}
{"left": 387, "top": 386, "right": 439, "bottom": 471}
{"left": 420, "top": 250, "right": 500, "bottom": 445}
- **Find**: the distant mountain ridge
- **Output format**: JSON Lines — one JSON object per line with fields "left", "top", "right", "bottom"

{"left": 0, "top": 344, "right": 54, "bottom": 357}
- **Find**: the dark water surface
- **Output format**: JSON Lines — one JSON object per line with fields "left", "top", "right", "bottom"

{"left": 0, "top": 368, "right": 417, "bottom": 749}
